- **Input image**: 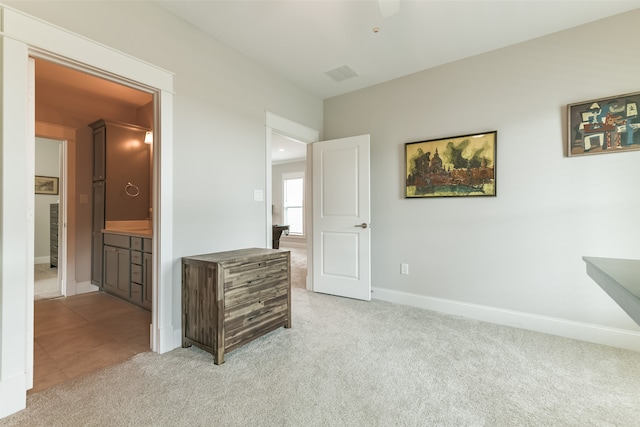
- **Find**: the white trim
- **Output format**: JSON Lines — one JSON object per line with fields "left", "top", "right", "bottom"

{"left": 265, "top": 112, "right": 320, "bottom": 144}
{"left": 26, "top": 55, "right": 35, "bottom": 392}
{"left": 0, "top": 6, "right": 175, "bottom": 418}
{"left": 155, "top": 90, "right": 175, "bottom": 354}
{"left": 1, "top": 7, "right": 174, "bottom": 93}
{"left": 1, "top": 34, "right": 30, "bottom": 419}
{"left": 264, "top": 112, "right": 319, "bottom": 289}
{"left": 34, "top": 256, "right": 50, "bottom": 265}
{"left": 72, "top": 281, "right": 98, "bottom": 295}
{"left": 35, "top": 122, "right": 74, "bottom": 299}
{"left": 372, "top": 287, "right": 640, "bottom": 352}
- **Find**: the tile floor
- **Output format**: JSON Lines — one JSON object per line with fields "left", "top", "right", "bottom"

{"left": 33, "top": 291, "right": 151, "bottom": 393}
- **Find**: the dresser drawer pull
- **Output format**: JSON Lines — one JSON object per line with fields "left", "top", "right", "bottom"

{"left": 248, "top": 310, "right": 272, "bottom": 322}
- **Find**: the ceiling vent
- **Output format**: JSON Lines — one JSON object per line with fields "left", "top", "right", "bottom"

{"left": 325, "top": 65, "right": 359, "bottom": 83}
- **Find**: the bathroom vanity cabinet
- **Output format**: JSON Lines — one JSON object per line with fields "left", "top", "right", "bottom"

{"left": 103, "top": 232, "right": 152, "bottom": 310}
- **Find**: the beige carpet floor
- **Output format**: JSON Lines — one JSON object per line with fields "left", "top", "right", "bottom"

{"left": 3, "top": 247, "right": 639, "bottom": 426}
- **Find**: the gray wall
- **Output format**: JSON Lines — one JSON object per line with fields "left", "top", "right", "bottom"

{"left": 8, "top": 1, "right": 323, "bottom": 332}
{"left": 324, "top": 10, "right": 640, "bottom": 333}
{"left": 34, "top": 137, "right": 61, "bottom": 262}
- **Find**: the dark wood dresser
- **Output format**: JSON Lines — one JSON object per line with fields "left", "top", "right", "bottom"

{"left": 181, "top": 248, "right": 291, "bottom": 364}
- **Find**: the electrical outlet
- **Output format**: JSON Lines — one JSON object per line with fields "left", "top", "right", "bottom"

{"left": 401, "top": 263, "right": 409, "bottom": 275}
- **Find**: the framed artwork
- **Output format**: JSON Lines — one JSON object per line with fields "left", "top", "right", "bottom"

{"left": 405, "top": 131, "right": 497, "bottom": 198}
{"left": 567, "top": 91, "right": 640, "bottom": 156}
{"left": 35, "top": 175, "right": 59, "bottom": 195}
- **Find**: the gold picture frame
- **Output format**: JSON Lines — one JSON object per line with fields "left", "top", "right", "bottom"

{"left": 405, "top": 131, "right": 497, "bottom": 198}
{"left": 35, "top": 175, "right": 59, "bottom": 195}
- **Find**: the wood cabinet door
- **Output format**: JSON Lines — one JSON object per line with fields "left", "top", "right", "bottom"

{"left": 104, "top": 246, "right": 130, "bottom": 298}
{"left": 92, "top": 126, "right": 105, "bottom": 181}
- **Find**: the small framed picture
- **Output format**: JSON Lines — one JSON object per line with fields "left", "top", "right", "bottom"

{"left": 35, "top": 175, "right": 59, "bottom": 195}
{"left": 405, "top": 131, "right": 497, "bottom": 198}
{"left": 567, "top": 91, "right": 640, "bottom": 156}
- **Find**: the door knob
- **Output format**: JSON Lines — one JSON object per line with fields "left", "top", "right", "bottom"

{"left": 355, "top": 223, "right": 369, "bottom": 229}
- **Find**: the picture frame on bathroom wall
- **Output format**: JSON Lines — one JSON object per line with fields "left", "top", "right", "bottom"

{"left": 405, "top": 131, "right": 496, "bottom": 198}
{"left": 567, "top": 91, "right": 640, "bottom": 156}
{"left": 35, "top": 175, "right": 59, "bottom": 195}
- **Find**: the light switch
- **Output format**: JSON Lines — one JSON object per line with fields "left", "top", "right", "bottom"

{"left": 401, "top": 263, "right": 409, "bottom": 275}
{"left": 253, "top": 189, "right": 264, "bottom": 202}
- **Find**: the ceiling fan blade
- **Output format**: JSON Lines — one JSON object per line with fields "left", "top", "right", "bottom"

{"left": 378, "top": 0, "right": 400, "bottom": 18}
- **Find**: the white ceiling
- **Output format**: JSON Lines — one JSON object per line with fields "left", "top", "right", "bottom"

{"left": 157, "top": 0, "right": 640, "bottom": 100}
{"left": 272, "top": 132, "right": 308, "bottom": 163}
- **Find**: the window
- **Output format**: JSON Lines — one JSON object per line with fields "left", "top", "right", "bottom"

{"left": 283, "top": 172, "right": 304, "bottom": 235}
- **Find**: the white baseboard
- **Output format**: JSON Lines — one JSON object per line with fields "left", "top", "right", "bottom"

{"left": 372, "top": 287, "right": 640, "bottom": 352}
{"left": 67, "top": 281, "right": 99, "bottom": 296}
{"left": 0, "top": 373, "right": 26, "bottom": 418}
{"left": 173, "top": 328, "right": 183, "bottom": 351}
{"left": 34, "top": 256, "right": 50, "bottom": 265}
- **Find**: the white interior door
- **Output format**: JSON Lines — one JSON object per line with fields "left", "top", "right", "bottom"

{"left": 312, "top": 135, "right": 371, "bottom": 301}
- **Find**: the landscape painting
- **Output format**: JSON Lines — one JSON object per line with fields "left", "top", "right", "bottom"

{"left": 35, "top": 175, "right": 59, "bottom": 195}
{"left": 405, "top": 131, "right": 497, "bottom": 198}
{"left": 568, "top": 91, "right": 640, "bottom": 156}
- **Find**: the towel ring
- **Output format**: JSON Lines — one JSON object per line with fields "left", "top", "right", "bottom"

{"left": 125, "top": 181, "right": 140, "bottom": 197}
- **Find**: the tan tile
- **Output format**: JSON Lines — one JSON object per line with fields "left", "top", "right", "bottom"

{"left": 58, "top": 342, "right": 135, "bottom": 380}
{"left": 36, "top": 324, "right": 115, "bottom": 361}
{"left": 33, "top": 290, "right": 152, "bottom": 390}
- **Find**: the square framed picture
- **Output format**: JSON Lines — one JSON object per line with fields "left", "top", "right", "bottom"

{"left": 405, "top": 131, "right": 496, "bottom": 198}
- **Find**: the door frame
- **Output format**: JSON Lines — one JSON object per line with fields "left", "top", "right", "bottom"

{"left": 265, "top": 112, "right": 319, "bottom": 290}
{"left": 35, "top": 122, "right": 76, "bottom": 298}
{"left": 0, "top": 7, "right": 175, "bottom": 417}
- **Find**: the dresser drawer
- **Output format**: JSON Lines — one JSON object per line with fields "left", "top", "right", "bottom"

{"left": 223, "top": 256, "right": 288, "bottom": 290}
{"left": 224, "top": 296, "right": 289, "bottom": 350}
{"left": 225, "top": 289, "right": 288, "bottom": 322}
{"left": 225, "top": 276, "right": 288, "bottom": 309}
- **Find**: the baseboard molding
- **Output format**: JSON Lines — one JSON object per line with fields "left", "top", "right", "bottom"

{"left": 372, "top": 287, "right": 640, "bottom": 352}
{"left": 152, "top": 324, "right": 175, "bottom": 354}
{"left": 173, "top": 328, "right": 182, "bottom": 351}
{"left": 68, "top": 281, "right": 98, "bottom": 296}
{"left": 34, "top": 256, "right": 50, "bottom": 265}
